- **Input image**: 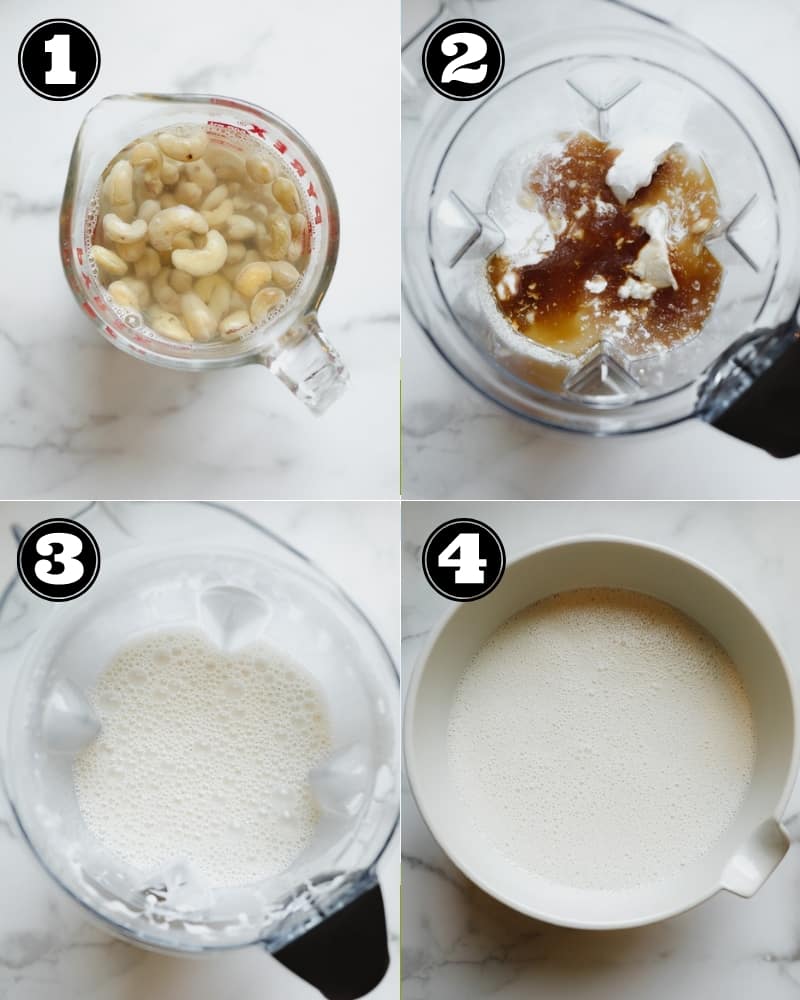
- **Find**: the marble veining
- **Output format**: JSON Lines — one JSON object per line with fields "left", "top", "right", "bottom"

{"left": 402, "top": 501, "right": 800, "bottom": 999}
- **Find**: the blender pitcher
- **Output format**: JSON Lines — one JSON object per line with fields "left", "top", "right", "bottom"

{"left": 403, "top": 0, "right": 800, "bottom": 455}
{"left": 0, "top": 503, "right": 399, "bottom": 999}
{"left": 60, "top": 94, "right": 347, "bottom": 415}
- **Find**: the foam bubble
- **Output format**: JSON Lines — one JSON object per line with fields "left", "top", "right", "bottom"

{"left": 73, "top": 628, "right": 331, "bottom": 889}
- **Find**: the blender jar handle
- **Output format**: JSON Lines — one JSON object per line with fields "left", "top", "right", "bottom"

{"left": 698, "top": 324, "right": 800, "bottom": 458}
{"left": 257, "top": 312, "right": 349, "bottom": 415}
{"left": 272, "top": 881, "right": 390, "bottom": 999}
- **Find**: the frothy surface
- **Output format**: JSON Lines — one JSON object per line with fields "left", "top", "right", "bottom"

{"left": 447, "top": 588, "right": 755, "bottom": 890}
{"left": 74, "top": 629, "right": 331, "bottom": 888}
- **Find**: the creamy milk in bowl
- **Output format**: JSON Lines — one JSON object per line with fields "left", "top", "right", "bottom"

{"left": 405, "top": 538, "right": 797, "bottom": 929}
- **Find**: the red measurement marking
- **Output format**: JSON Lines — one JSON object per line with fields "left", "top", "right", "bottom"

{"left": 274, "top": 140, "right": 287, "bottom": 155}
{"left": 249, "top": 124, "right": 267, "bottom": 138}
{"left": 314, "top": 205, "right": 322, "bottom": 225}
{"left": 93, "top": 295, "right": 107, "bottom": 312}
{"left": 208, "top": 120, "right": 248, "bottom": 135}
{"left": 104, "top": 325, "right": 117, "bottom": 339}
{"left": 76, "top": 246, "right": 84, "bottom": 265}
{"left": 82, "top": 302, "right": 96, "bottom": 319}
{"left": 307, "top": 182, "right": 317, "bottom": 199}
{"left": 81, "top": 272, "right": 92, "bottom": 289}
{"left": 290, "top": 158, "right": 306, "bottom": 177}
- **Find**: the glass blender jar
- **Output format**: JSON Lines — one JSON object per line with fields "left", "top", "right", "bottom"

{"left": 403, "top": 0, "right": 800, "bottom": 455}
{"left": 1, "top": 503, "right": 398, "bottom": 999}
{"left": 61, "top": 94, "right": 347, "bottom": 415}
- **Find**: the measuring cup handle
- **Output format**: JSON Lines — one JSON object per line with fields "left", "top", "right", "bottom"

{"left": 258, "top": 312, "right": 349, "bottom": 415}
{"left": 272, "top": 881, "right": 389, "bottom": 999}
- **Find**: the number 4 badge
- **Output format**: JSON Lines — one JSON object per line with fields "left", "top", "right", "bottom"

{"left": 422, "top": 518, "right": 506, "bottom": 601}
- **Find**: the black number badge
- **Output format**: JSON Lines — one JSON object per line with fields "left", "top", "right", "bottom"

{"left": 17, "top": 518, "right": 101, "bottom": 602}
{"left": 422, "top": 19, "right": 505, "bottom": 101}
{"left": 18, "top": 19, "right": 101, "bottom": 101}
{"left": 422, "top": 518, "right": 506, "bottom": 601}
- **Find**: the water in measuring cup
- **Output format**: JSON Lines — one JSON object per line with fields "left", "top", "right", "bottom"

{"left": 87, "top": 123, "right": 312, "bottom": 345}
{"left": 73, "top": 629, "right": 331, "bottom": 888}
{"left": 447, "top": 588, "right": 755, "bottom": 891}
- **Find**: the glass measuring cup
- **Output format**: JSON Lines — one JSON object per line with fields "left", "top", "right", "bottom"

{"left": 1, "top": 503, "right": 398, "bottom": 999}
{"left": 403, "top": 0, "right": 800, "bottom": 449}
{"left": 61, "top": 94, "right": 347, "bottom": 415}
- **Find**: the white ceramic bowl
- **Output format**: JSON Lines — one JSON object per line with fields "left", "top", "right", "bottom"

{"left": 405, "top": 536, "right": 798, "bottom": 929}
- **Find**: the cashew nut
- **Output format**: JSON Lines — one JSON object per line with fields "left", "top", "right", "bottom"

{"left": 159, "top": 192, "right": 178, "bottom": 208}
{"left": 134, "top": 246, "right": 161, "bottom": 281}
{"left": 130, "top": 142, "right": 163, "bottom": 195}
{"left": 258, "top": 214, "right": 291, "bottom": 260}
{"left": 152, "top": 269, "right": 181, "bottom": 311}
{"left": 170, "top": 269, "right": 193, "bottom": 293}
{"left": 171, "top": 230, "right": 228, "bottom": 277}
{"left": 225, "top": 241, "right": 247, "bottom": 265}
{"left": 180, "top": 292, "right": 217, "bottom": 341}
{"left": 250, "top": 287, "right": 286, "bottom": 322}
{"left": 270, "top": 260, "right": 301, "bottom": 291}
{"left": 205, "top": 146, "right": 245, "bottom": 180}
{"left": 172, "top": 233, "right": 198, "bottom": 251}
{"left": 147, "top": 305, "right": 192, "bottom": 342}
{"left": 272, "top": 177, "right": 301, "bottom": 215}
{"left": 114, "top": 201, "right": 138, "bottom": 224}
{"left": 184, "top": 159, "right": 217, "bottom": 193}
{"left": 203, "top": 198, "right": 233, "bottom": 228}
{"left": 113, "top": 238, "right": 148, "bottom": 263}
{"left": 160, "top": 156, "right": 181, "bottom": 185}
{"left": 245, "top": 156, "right": 275, "bottom": 185}
{"left": 148, "top": 206, "right": 208, "bottom": 251}
{"left": 208, "top": 280, "right": 232, "bottom": 321}
{"left": 157, "top": 129, "right": 209, "bottom": 163}
{"left": 234, "top": 261, "right": 272, "bottom": 298}
{"left": 219, "top": 310, "right": 251, "bottom": 339}
{"left": 175, "top": 180, "right": 203, "bottom": 206}
{"left": 104, "top": 160, "right": 134, "bottom": 206}
{"left": 108, "top": 278, "right": 148, "bottom": 310}
{"left": 138, "top": 199, "right": 161, "bottom": 223}
{"left": 90, "top": 245, "right": 128, "bottom": 278}
{"left": 226, "top": 214, "right": 257, "bottom": 241}
{"left": 103, "top": 214, "right": 148, "bottom": 244}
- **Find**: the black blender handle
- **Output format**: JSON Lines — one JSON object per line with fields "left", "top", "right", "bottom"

{"left": 701, "top": 326, "right": 800, "bottom": 458}
{"left": 272, "top": 883, "right": 389, "bottom": 999}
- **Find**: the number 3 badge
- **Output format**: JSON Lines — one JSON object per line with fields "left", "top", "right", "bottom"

{"left": 422, "top": 19, "right": 505, "bottom": 101}
{"left": 422, "top": 518, "right": 506, "bottom": 601}
{"left": 17, "top": 519, "right": 101, "bottom": 601}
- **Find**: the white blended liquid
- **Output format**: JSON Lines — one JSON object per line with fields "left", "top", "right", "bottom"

{"left": 447, "top": 589, "right": 756, "bottom": 890}
{"left": 73, "top": 629, "right": 331, "bottom": 888}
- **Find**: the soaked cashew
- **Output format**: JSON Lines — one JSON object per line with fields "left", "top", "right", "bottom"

{"left": 172, "top": 229, "right": 228, "bottom": 277}
{"left": 203, "top": 198, "right": 233, "bottom": 228}
{"left": 160, "top": 157, "right": 181, "bottom": 185}
{"left": 234, "top": 261, "right": 272, "bottom": 298}
{"left": 227, "top": 214, "right": 257, "bottom": 241}
{"left": 245, "top": 156, "right": 274, "bottom": 185}
{"left": 159, "top": 192, "right": 178, "bottom": 208}
{"left": 130, "top": 142, "right": 163, "bottom": 195}
{"left": 148, "top": 305, "right": 192, "bottom": 342}
{"left": 219, "top": 310, "right": 251, "bottom": 339}
{"left": 170, "top": 269, "right": 193, "bottom": 293}
{"left": 208, "top": 281, "right": 231, "bottom": 321}
{"left": 202, "top": 185, "right": 229, "bottom": 211}
{"left": 157, "top": 129, "right": 209, "bottom": 163}
{"left": 180, "top": 292, "right": 216, "bottom": 341}
{"left": 194, "top": 273, "right": 227, "bottom": 303}
{"left": 108, "top": 278, "right": 146, "bottom": 310}
{"left": 172, "top": 233, "right": 198, "bottom": 251}
{"left": 134, "top": 246, "right": 161, "bottom": 280}
{"left": 148, "top": 205, "right": 208, "bottom": 251}
{"left": 114, "top": 201, "right": 138, "bottom": 224}
{"left": 104, "top": 160, "right": 134, "bottom": 206}
{"left": 138, "top": 199, "right": 161, "bottom": 222}
{"left": 175, "top": 180, "right": 203, "bottom": 206}
{"left": 90, "top": 245, "right": 128, "bottom": 277}
{"left": 225, "top": 241, "right": 247, "bottom": 265}
{"left": 152, "top": 270, "right": 182, "bottom": 311}
{"left": 205, "top": 146, "right": 245, "bottom": 180}
{"left": 258, "top": 214, "right": 291, "bottom": 260}
{"left": 250, "top": 287, "right": 286, "bottom": 322}
{"left": 270, "top": 260, "right": 301, "bottom": 291}
{"left": 272, "top": 177, "right": 301, "bottom": 214}
{"left": 114, "top": 238, "right": 148, "bottom": 263}
{"left": 103, "top": 214, "right": 148, "bottom": 244}
{"left": 184, "top": 159, "right": 216, "bottom": 193}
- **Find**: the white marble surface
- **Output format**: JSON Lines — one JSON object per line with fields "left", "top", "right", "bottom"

{"left": 0, "top": 0, "right": 399, "bottom": 500}
{"left": 0, "top": 500, "right": 399, "bottom": 1000}
{"left": 402, "top": 0, "right": 800, "bottom": 499}
{"left": 402, "top": 500, "right": 800, "bottom": 999}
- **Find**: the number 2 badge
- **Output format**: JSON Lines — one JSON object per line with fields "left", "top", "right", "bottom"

{"left": 422, "top": 19, "right": 505, "bottom": 101}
